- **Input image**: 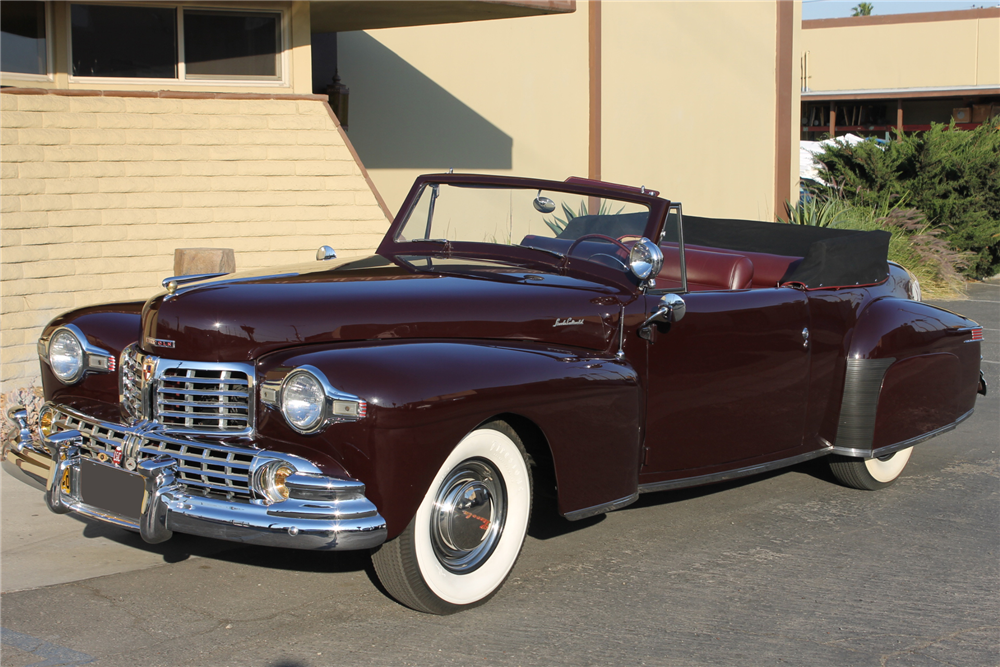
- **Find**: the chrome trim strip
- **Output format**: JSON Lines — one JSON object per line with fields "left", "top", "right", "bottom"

{"left": 161, "top": 273, "right": 227, "bottom": 290}
{"left": 563, "top": 491, "right": 639, "bottom": 522}
{"left": 833, "top": 357, "right": 895, "bottom": 450}
{"left": 637, "top": 446, "right": 834, "bottom": 495}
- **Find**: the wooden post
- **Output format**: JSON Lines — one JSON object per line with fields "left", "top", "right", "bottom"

{"left": 896, "top": 99, "right": 904, "bottom": 140}
{"left": 829, "top": 101, "right": 836, "bottom": 138}
{"left": 588, "top": 0, "right": 601, "bottom": 215}
{"left": 173, "top": 248, "right": 235, "bottom": 276}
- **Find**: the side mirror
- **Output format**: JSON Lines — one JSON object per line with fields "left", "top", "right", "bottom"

{"left": 316, "top": 246, "right": 337, "bottom": 261}
{"left": 641, "top": 293, "right": 686, "bottom": 329}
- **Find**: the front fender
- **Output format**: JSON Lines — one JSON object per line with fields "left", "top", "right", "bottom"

{"left": 835, "top": 297, "right": 981, "bottom": 455}
{"left": 39, "top": 302, "right": 145, "bottom": 421}
{"left": 256, "top": 340, "right": 642, "bottom": 538}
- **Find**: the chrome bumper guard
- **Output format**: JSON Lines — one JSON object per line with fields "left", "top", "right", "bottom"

{"left": 2, "top": 407, "right": 387, "bottom": 551}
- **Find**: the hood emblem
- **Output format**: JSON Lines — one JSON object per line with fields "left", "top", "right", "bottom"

{"left": 146, "top": 337, "right": 175, "bottom": 349}
{"left": 553, "top": 318, "right": 584, "bottom": 327}
{"left": 142, "top": 357, "right": 157, "bottom": 384}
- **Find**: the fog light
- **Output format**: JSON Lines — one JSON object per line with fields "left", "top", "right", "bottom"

{"left": 39, "top": 406, "right": 55, "bottom": 437}
{"left": 255, "top": 461, "right": 296, "bottom": 504}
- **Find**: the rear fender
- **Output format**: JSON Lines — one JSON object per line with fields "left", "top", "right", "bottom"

{"left": 256, "top": 340, "right": 642, "bottom": 538}
{"left": 834, "top": 297, "right": 981, "bottom": 457}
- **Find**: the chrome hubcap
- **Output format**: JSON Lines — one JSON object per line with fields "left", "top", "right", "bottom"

{"left": 431, "top": 459, "right": 506, "bottom": 573}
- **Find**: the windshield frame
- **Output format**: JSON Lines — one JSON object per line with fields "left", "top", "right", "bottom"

{"left": 376, "top": 173, "right": 672, "bottom": 293}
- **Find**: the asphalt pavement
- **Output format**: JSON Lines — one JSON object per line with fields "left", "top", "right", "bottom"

{"left": 1, "top": 283, "right": 997, "bottom": 667}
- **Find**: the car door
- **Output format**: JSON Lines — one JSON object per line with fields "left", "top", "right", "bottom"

{"left": 641, "top": 287, "right": 812, "bottom": 475}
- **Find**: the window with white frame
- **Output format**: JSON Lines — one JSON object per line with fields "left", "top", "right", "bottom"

{"left": 70, "top": 4, "right": 283, "bottom": 82}
{"left": 1, "top": 1, "right": 50, "bottom": 78}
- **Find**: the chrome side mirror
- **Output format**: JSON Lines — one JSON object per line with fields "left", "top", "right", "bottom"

{"left": 641, "top": 293, "right": 686, "bottom": 329}
{"left": 533, "top": 191, "right": 556, "bottom": 213}
{"left": 316, "top": 246, "right": 337, "bottom": 261}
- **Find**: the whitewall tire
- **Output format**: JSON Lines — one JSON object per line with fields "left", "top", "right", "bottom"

{"left": 829, "top": 447, "right": 913, "bottom": 490}
{"left": 371, "top": 421, "right": 532, "bottom": 614}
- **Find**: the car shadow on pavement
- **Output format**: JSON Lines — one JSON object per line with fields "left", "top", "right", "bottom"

{"left": 77, "top": 519, "right": 241, "bottom": 563}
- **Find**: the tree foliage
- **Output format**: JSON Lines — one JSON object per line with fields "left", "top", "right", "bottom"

{"left": 851, "top": 3, "right": 874, "bottom": 16}
{"left": 812, "top": 120, "right": 1000, "bottom": 279}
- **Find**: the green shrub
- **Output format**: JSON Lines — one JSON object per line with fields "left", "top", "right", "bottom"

{"left": 813, "top": 119, "right": 1000, "bottom": 279}
{"left": 783, "top": 192, "right": 971, "bottom": 298}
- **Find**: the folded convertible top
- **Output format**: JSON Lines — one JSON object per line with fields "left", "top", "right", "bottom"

{"left": 560, "top": 212, "right": 891, "bottom": 290}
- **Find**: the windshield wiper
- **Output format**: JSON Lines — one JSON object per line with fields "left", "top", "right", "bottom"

{"left": 512, "top": 244, "right": 564, "bottom": 259}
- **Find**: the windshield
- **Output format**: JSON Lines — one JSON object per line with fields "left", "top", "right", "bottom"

{"left": 395, "top": 184, "right": 651, "bottom": 255}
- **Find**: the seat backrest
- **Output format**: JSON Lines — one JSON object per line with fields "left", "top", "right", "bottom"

{"left": 683, "top": 244, "right": 801, "bottom": 288}
{"left": 658, "top": 245, "right": 754, "bottom": 291}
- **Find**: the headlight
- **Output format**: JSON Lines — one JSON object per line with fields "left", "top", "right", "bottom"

{"left": 629, "top": 237, "right": 664, "bottom": 281}
{"left": 281, "top": 370, "right": 326, "bottom": 433}
{"left": 49, "top": 329, "right": 85, "bottom": 384}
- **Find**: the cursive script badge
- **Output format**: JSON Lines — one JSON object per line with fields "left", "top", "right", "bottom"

{"left": 553, "top": 317, "right": 584, "bottom": 327}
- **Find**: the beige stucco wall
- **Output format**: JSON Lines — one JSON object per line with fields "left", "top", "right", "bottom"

{"left": 802, "top": 13, "right": 1000, "bottom": 91}
{"left": 338, "top": 7, "right": 591, "bottom": 215}
{"left": 602, "top": 1, "right": 798, "bottom": 220}
{"left": 0, "top": 1, "right": 315, "bottom": 95}
{"left": 340, "top": 1, "right": 797, "bottom": 221}
{"left": 0, "top": 91, "right": 388, "bottom": 390}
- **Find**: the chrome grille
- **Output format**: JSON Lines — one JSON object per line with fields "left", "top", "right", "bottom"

{"left": 118, "top": 344, "right": 253, "bottom": 434}
{"left": 157, "top": 368, "right": 251, "bottom": 431}
{"left": 119, "top": 346, "right": 143, "bottom": 422}
{"left": 54, "top": 408, "right": 254, "bottom": 500}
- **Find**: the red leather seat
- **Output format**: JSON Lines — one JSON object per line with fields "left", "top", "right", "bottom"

{"left": 658, "top": 245, "right": 754, "bottom": 291}
{"left": 684, "top": 244, "right": 801, "bottom": 288}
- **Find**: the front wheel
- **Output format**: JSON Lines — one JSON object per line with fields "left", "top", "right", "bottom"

{"left": 371, "top": 421, "right": 532, "bottom": 614}
{"left": 829, "top": 446, "right": 913, "bottom": 490}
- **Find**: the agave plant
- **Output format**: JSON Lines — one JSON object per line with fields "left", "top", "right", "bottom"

{"left": 544, "top": 200, "right": 625, "bottom": 235}
{"left": 781, "top": 194, "right": 848, "bottom": 227}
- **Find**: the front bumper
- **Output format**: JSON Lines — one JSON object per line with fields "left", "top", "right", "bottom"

{"left": 2, "top": 405, "right": 387, "bottom": 551}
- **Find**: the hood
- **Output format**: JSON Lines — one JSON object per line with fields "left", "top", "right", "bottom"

{"left": 141, "top": 254, "right": 631, "bottom": 362}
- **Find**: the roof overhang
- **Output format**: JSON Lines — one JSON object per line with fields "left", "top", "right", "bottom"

{"left": 310, "top": 0, "right": 575, "bottom": 33}
{"left": 801, "top": 85, "right": 1000, "bottom": 102}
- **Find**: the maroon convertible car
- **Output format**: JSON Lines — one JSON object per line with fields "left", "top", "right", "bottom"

{"left": 3, "top": 174, "right": 987, "bottom": 614}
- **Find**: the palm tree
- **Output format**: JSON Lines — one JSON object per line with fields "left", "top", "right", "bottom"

{"left": 852, "top": 3, "right": 874, "bottom": 16}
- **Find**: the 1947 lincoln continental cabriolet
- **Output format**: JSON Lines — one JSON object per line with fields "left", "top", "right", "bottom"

{"left": 3, "top": 174, "right": 987, "bottom": 614}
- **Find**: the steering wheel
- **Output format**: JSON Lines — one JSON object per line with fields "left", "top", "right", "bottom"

{"left": 566, "top": 234, "right": 631, "bottom": 258}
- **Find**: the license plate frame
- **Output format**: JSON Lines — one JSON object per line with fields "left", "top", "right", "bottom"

{"left": 80, "top": 458, "right": 145, "bottom": 520}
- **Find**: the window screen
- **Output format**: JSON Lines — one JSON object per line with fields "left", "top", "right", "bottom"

{"left": 1, "top": 2, "right": 47, "bottom": 75}
{"left": 71, "top": 4, "right": 176, "bottom": 78}
{"left": 184, "top": 10, "right": 279, "bottom": 78}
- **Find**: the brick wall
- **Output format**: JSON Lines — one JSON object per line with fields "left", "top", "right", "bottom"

{"left": 0, "top": 89, "right": 392, "bottom": 392}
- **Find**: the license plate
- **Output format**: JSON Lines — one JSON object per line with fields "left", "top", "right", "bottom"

{"left": 80, "top": 458, "right": 145, "bottom": 520}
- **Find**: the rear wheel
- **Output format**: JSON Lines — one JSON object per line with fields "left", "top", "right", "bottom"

{"left": 371, "top": 421, "right": 532, "bottom": 614}
{"left": 829, "top": 447, "right": 913, "bottom": 490}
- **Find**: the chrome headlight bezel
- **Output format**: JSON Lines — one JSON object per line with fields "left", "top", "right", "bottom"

{"left": 280, "top": 369, "right": 327, "bottom": 434}
{"left": 39, "top": 324, "right": 116, "bottom": 385}
{"left": 266, "top": 365, "right": 368, "bottom": 435}
{"left": 48, "top": 328, "right": 86, "bottom": 384}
